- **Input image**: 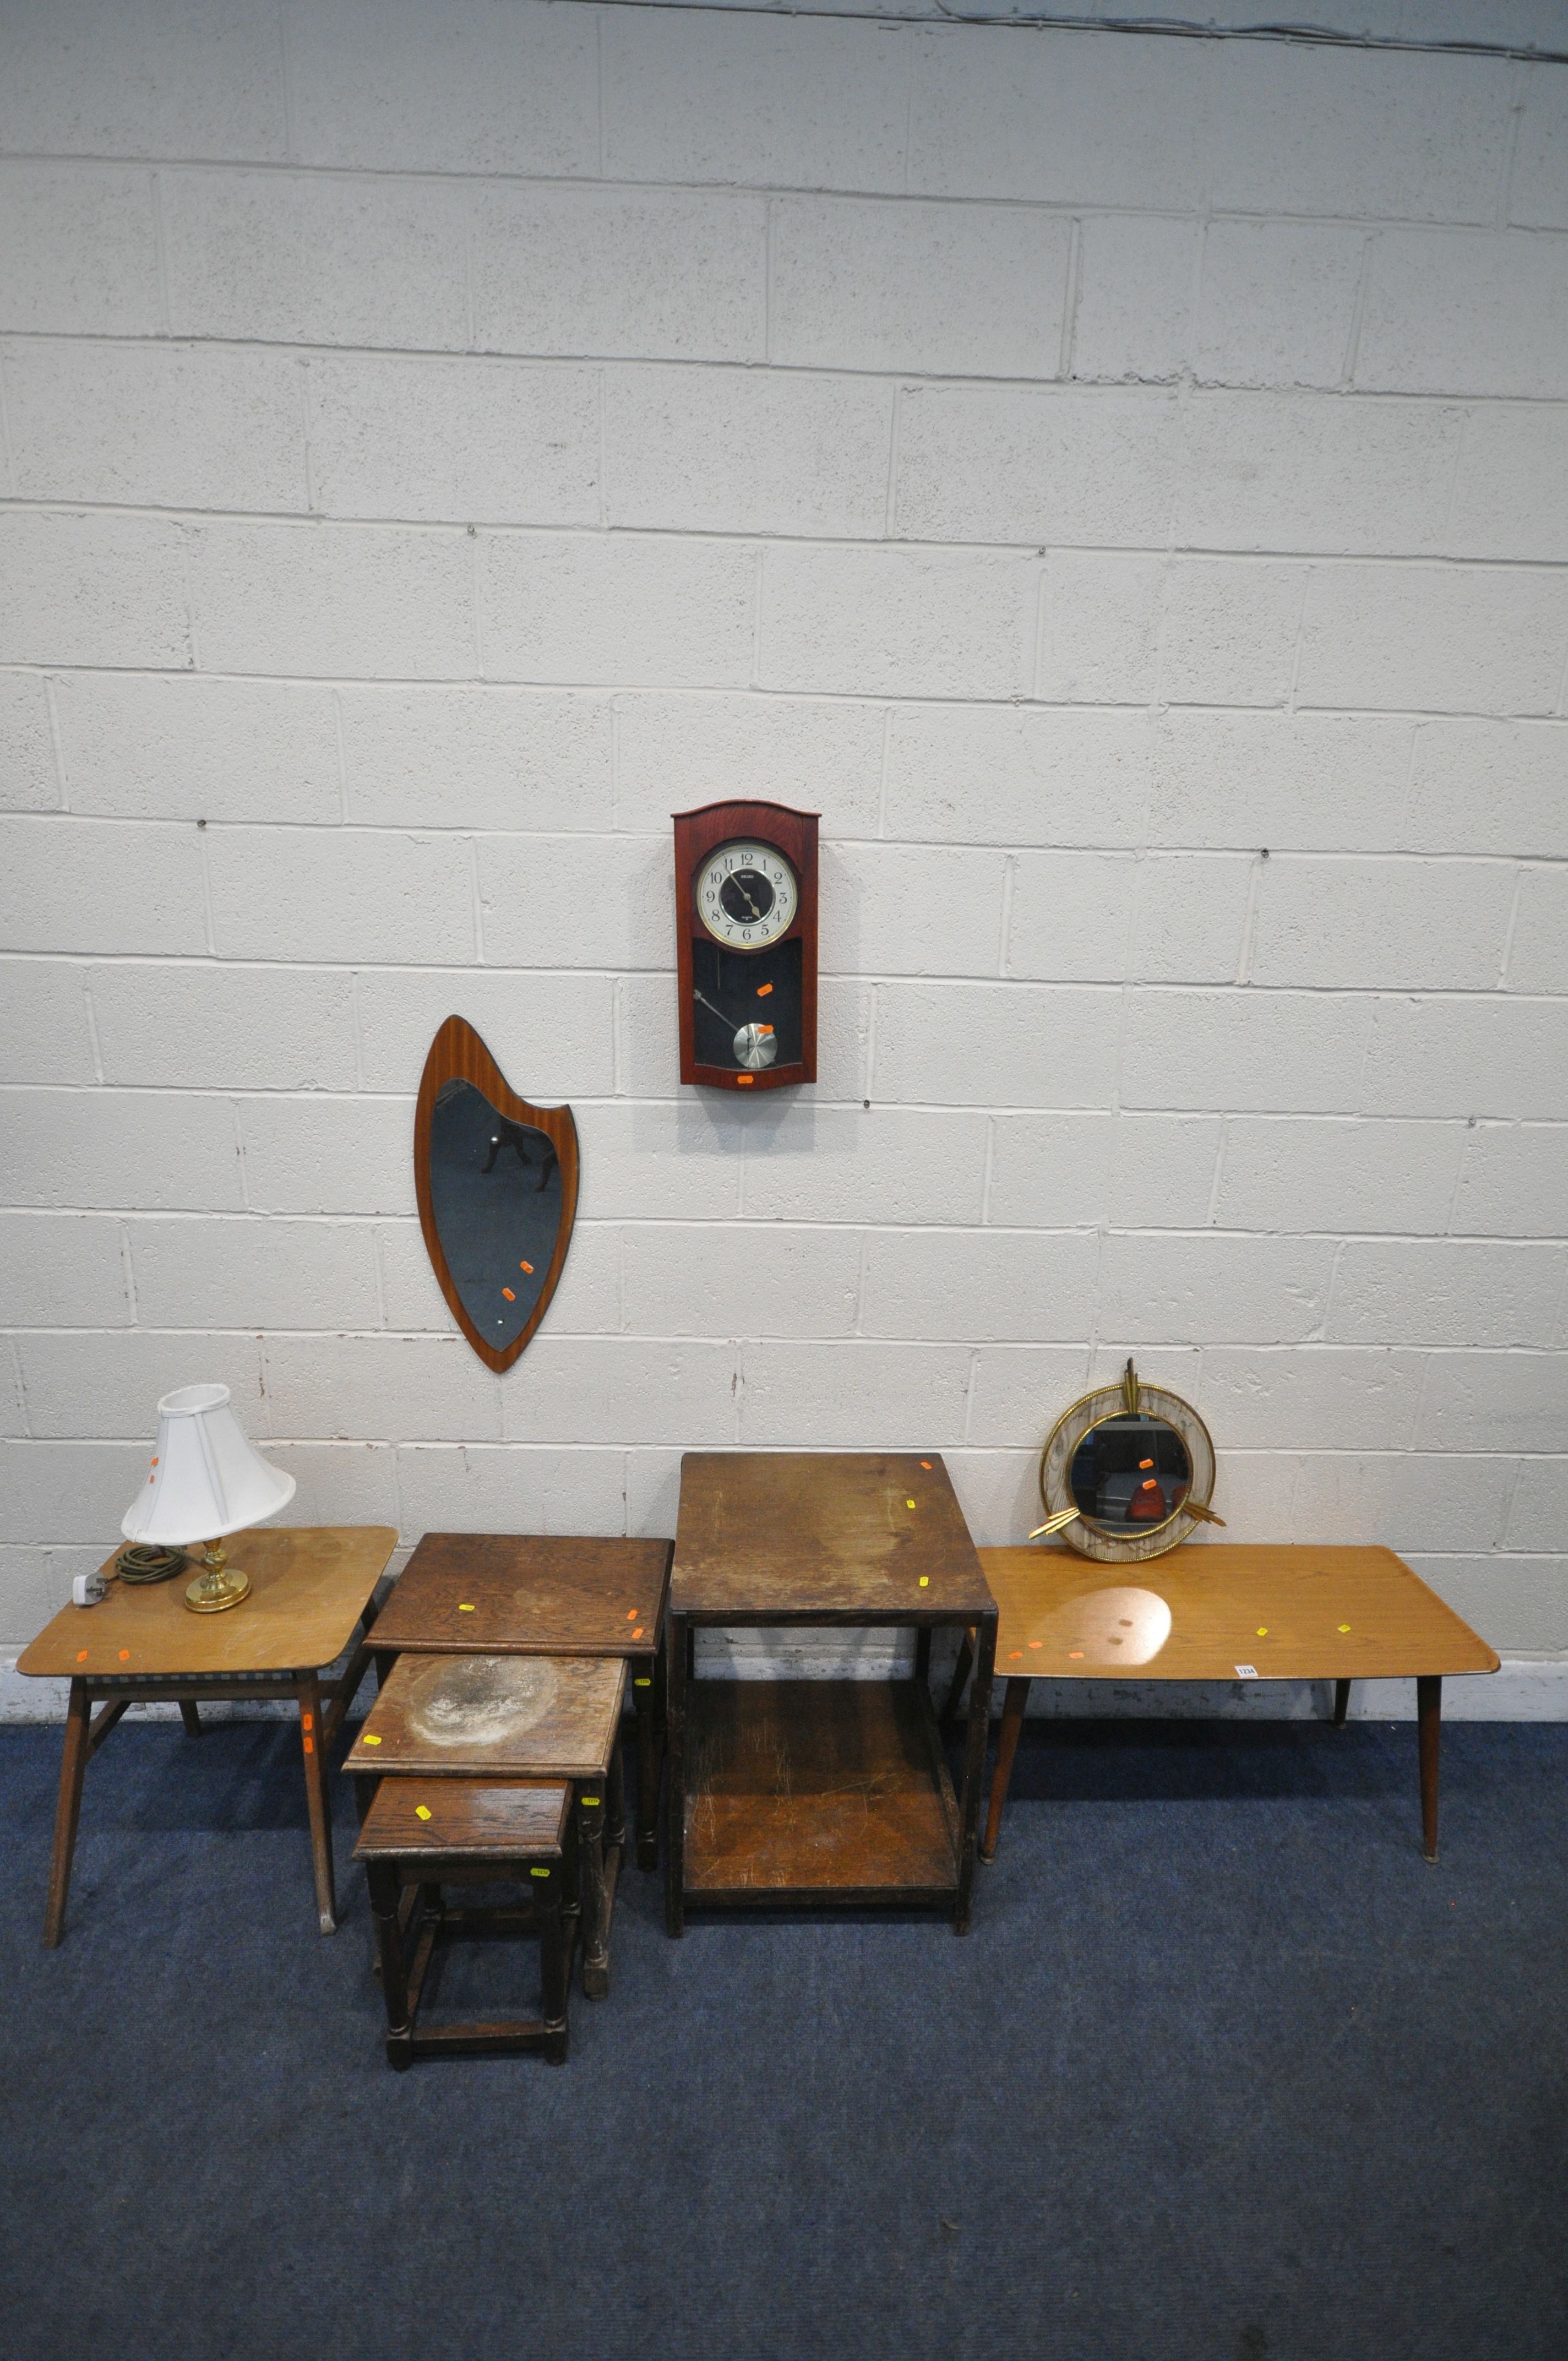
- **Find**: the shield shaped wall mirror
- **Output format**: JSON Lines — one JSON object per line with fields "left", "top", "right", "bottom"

{"left": 414, "top": 1016, "right": 579, "bottom": 1373}
{"left": 1032, "top": 1361, "right": 1224, "bottom": 1564}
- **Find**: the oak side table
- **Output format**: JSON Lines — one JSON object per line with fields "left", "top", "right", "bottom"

{"left": 665, "top": 1452, "right": 997, "bottom": 1935}
{"left": 345, "top": 1652, "right": 627, "bottom": 1998}
{"left": 369, "top": 1534, "right": 672, "bottom": 1869}
{"left": 355, "top": 1777, "right": 574, "bottom": 2068}
{"left": 19, "top": 1525, "right": 398, "bottom": 1943}
{"left": 972, "top": 1543, "right": 1501, "bottom": 1863}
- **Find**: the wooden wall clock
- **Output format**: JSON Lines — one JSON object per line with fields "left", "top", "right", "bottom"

{"left": 673, "top": 800, "right": 818, "bottom": 1090}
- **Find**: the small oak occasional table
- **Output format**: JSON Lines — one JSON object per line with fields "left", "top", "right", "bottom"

{"left": 355, "top": 1777, "right": 575, "bottom": 2068}
{"left": 974, "top": 1543, "right": 1500, "bottom": 1864}
{"left": 370, "top": 1534, "right": 672, "bottom": 1869}
{"left": 345, "top": 1652, "right": 628, "bottom": 1998}
{"left": 666, "top": 1452, "right": 997, "bottom": 1936}
{"left": 19, "top": 1525, "right": 398, "bottom": 1944}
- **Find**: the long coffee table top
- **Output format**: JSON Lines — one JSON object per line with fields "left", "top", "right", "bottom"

{"left": 673, "top": 1452, "right": 992, "bottom": 1622}
{"left": 980, "top": 1544, "right": 1499, "bottom": 1682}
{"left": 18, "top": 1526, "right": 398, "bottom": 1680}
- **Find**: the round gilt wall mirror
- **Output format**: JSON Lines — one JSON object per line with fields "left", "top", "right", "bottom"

{"left": 1033, "top": 1360, "right": 1224, "bottom": 1564}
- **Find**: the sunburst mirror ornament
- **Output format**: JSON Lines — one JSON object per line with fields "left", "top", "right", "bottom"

{"left": 414, "top": 1016, "right": 579, "bottom": 1373}
{"left": 1032, "top": 1359, "right": 1225, "bottom": 1564}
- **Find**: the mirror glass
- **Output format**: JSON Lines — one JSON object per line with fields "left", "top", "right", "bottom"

{"left": 1069, "top": 1414, "right": 1191, "bottom": 1532}
{"left": 428, "top": 1079, "right": 563, "bottom": 1354}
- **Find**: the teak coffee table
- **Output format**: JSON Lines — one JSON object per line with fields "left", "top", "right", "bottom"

{"left": 19, "top": 1525, "right": 398, "bottom": 1943}
{"left": 974, "top": 1543, "right": 1500, "bottom": 1863}
{"left": 371, "top": 1534, "right": 672, "bottom": 1868}
{"left": 665, "top": 1452, "right": 997, "bottom": 1934}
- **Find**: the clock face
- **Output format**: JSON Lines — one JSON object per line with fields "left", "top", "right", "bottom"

{"left": 695, "top": 841, "right": 798, "bottom": 952}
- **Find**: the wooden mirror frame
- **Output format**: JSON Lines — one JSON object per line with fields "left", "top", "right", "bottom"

{"left": 1034, "top": 1359, "right": 1223, "bottom": 1564}
{"left": 414, "top": 1016, "right": 579, "bottom": 1374}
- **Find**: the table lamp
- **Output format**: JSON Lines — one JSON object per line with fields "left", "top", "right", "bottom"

{"left": 122, "top": 1384, "right": 296, "bottom": 1614}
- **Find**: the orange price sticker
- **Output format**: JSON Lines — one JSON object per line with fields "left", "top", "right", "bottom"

{"left": 302, "top": 1712, "right": 313, "bottom": 1732}
{"left": 756, "top": 983, "right": 773, "bottom": 997}
{"left": 502, "top": 1287, "right": 516, "bottom": 1302}
{"left": 1008, "top": 1651, "right": 1022, "bottom": 1660}
{"left": 519, "top": 1260, "right": 533, "bottom": 1275}
{"left": 77, "top": 1650, "right": 88, "bottom": 1664}
{"left": 1028, "top": 1641, "right": 1042, "bottom": 1650}
{"left": 118, "top": 1650, "right": 130, "bottom": 1662}
{"left": 631, "top": 1627, "right": 645, "bottom": 1639}
{"left": 303, "top": 1736, "right": 314, "bottom": 1756}
{"left": 1068, "top": 1650, "right": 1085, "bottom": 1660}
{"left": 627, "top": 1609, "right": 639, "bottom": 1621}
{"left": 919, "top": 1460, "right": 932, "bottom": 1470}
{"left": 736, "top": 1075, "right": 754, "bottom": 1086}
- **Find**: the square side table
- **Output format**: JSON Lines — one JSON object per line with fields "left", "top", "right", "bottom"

{"left": 666, "top": 1453, "right": 997, "bottom": 1935}
{"left": 18, "top": 1525, "right": 398, "bottom": 1942}
{"left": 372, "top": 1533, "right": 672, "bottom": 1868}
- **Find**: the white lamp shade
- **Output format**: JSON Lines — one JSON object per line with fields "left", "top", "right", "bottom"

{"left": 121, "top": 1384, "right": 296, "bottom": 1547}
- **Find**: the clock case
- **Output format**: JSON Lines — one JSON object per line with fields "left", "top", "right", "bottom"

{"left": 673, "top": 799, "right": 819, "bottom": 1091}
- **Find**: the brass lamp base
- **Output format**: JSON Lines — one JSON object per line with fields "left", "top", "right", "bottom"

{"left": 184, "top": 1538, "right": 251, "bottom": 1615}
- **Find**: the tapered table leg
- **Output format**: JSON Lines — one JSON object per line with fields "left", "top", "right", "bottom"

{"left": 1332, "top": 1679, "right": 1351, "bottom": 1728}
{"left": 981, "top": 1677, "right": 1032, "bottom": 1865}
{"left": 43, "top": 1680, "right": 92, "bottom": 1948}
{"left": 298, "top": 1674, "right": 337, "bottom": 1934}
{"left": 179, "top": 1700, "right": 203, "bottom": 1738}
{"left": 1417, "top": 1673, "right": 1441, "bottom": 1862}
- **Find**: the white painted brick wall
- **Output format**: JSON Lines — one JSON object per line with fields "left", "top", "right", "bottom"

{"left": 1, "top": 0, "right": 1565, "bottom": 1695}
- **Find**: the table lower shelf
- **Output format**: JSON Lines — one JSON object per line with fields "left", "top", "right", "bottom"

{"left": 680, "top": 1677, "right": 961, "bottom": 1907}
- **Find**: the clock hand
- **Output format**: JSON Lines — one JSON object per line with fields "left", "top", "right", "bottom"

{"left": 732, "top": 880, "right": 763, "bottom": 920}
{"left": 693, "top": 987, "right": 734, "bottom": 1026}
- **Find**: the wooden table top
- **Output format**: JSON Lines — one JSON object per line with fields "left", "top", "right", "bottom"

{"left": 980, "top": 1543, "right": 1500, "bottom": 1682}
{"left": 18, "top": 1526, "right": 399, "bottom": 1680}
{"left": 355, "top": 1778, "right": 571, "bottom": 1863}
{"left": 373, "top": 1533, "right": 672, "bottom": 1656}
{"left": 672, "top": 1452, "right": 992, "bottom": 1622}
{"left": 345, "top": 1652, "right": 627, "bottom": 1780}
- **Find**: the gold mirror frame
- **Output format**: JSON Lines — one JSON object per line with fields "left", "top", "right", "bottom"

{"left": 1033, "top": 1359, "right": 1223, "bottom": 1564}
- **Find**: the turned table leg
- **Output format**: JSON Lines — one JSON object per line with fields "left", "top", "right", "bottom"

{"left": 578, "top": 1782, "right": 610, "bottom": 1999}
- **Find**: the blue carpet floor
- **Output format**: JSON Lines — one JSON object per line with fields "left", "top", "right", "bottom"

{"left": 2, "top": 1714, "right": 1565, "bottom": 2361}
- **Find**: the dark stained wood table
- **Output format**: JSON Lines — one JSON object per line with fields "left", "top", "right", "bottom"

{"left": 346, "top": 1652, "right": 627, "bottom": 1998}
{"left": 18, "top": 1525, "right": 398, "bottom": 1942}
{"left": 355, "top": 1777, "right": 575, "bottom": 2068}
{"left": 973, "top": 1543, "right": 1500, "bottom": 1863}
{"left": 371, "top": 1533, "right": 672, "bottom": 1868}
{"left": 666, "top": 1452, "right": 997, "bottom": 1934}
